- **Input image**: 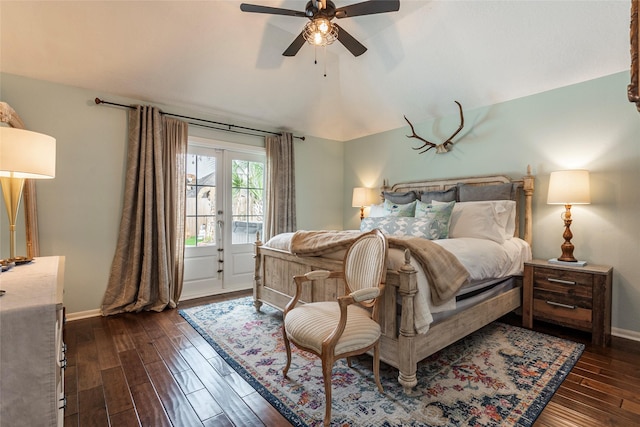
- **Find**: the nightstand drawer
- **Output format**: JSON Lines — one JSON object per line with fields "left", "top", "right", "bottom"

{"left": 533, "top": 286, "right": 592, "bottom": 310}
{"left": 533, "top": 267, "right": 594, "bottom": 293}
{"left": 533, "top": 299, "right": 592, "bottom": 331}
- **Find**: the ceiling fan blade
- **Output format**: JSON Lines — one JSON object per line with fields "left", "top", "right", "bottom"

{"left": 283, "top": 32, "right": 306, "bottom": 56}
{"left": 240, "top": 3, "right": 307, "bottom": 17}
{"left": 334, "top": 24, "right": 367, "bottom": 56}
{"left": 335, "top": 0, "right": 400, "bottom": 18}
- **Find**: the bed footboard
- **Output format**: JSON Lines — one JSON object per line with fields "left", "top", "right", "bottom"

{"left": 253, "top": 238, "right": 347, "bottom": 311}
{"left": 254, "top": 238, "right": 423, "bottom": 392}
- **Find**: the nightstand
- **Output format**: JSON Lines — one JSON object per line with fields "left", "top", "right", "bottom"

{"left": 523, "top": 259, "right": 613, "bottom": 346}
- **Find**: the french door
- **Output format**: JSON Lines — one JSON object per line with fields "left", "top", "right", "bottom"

{"left": 181, "top": 141, "right": 265, "bottom": 300}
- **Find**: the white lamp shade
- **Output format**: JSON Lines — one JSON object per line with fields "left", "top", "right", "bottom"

{"left": 547, "top": 170, "right": 590, "bottom": 205}
{"left": 0, "top": 127, "right": 56, "bottom": 179}
{"left": 352, "top": 187, "right": 373, "bottom": 207}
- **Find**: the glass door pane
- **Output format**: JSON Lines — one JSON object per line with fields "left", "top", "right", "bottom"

{"left": 231, "top": 159, "right": 264, "bottom": 244}
{"left": 186, "top": 154, "right": 218, "bottom": 247}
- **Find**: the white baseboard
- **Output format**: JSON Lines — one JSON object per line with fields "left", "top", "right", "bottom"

{"left": 66, "top": 308, "right": 101, "bottom": 321}
{"left": 64, "top": 286, "right": 251, "bottom": 321}
{"left": 612, "top": 327, "right": 640, "bottom": 343}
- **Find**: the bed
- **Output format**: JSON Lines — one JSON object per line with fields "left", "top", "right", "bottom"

{"left": 253, "top": 168, "right": 535, "bottom": 393}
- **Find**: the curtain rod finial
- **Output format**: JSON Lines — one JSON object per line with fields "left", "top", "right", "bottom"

{"left": 95, "top": 97, "right": 103, "bottom": 105}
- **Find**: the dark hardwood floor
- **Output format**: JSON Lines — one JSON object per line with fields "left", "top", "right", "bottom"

{"left": 63, "top": 290, "right": 640, "bottom": 426}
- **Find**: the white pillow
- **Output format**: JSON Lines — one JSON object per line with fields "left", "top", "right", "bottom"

{"left": 369, "top": 203, "right": 387, "bottom": 218}
{"left": 433, "top": 200, "right": 516, "bottom": 243}
{"left": 502, "top": 200, "right": 517, "bottom": 238}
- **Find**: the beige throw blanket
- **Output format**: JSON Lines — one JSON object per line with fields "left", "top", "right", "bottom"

{"left": 290, "top": 230, "right": 469, "bottom": 305}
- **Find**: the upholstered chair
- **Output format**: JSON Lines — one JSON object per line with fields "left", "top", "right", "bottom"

{"left": 282, "top": 229, "right": 388, "bottom": 427}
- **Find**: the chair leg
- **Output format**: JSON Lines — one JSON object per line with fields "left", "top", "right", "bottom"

{"left": 282, "top": 325, "right": 292, "bottom": 378}
{"left": 321, "top": 357, "right": 334, "bottom": 427}
{"left": 373, "top": 342, "right": 383, "bottom": 393}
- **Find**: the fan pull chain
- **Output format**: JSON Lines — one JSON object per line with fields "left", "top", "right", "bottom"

{"left": 312, "top": 46, "right": 328, "bottom": 77}
{"left": 324, "top": 46, "right": 327, "bottom": 77}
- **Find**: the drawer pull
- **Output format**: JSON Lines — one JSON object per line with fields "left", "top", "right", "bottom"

{"left": 547, "top": 277, "right": 576, "bottom": 285}
{"left": 546, "top": 300, "right": 576, "bottom": 310}
{"left": 59, "top": 396, "right": 67, "bottom": 410}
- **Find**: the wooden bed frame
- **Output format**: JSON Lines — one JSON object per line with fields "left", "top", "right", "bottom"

{"left": 253, "top": 168, "right": 535, "bottom": 393}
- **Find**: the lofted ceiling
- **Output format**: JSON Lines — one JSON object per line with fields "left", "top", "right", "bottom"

{"left": 0, "top": 1, "right": 632, "bottom": 141}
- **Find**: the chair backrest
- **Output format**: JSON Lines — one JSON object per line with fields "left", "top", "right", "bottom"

{"left": 343, "top": 229, "right": 388, "bottom": 309}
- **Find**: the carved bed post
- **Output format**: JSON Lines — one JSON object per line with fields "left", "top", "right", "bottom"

{"left": 379, "top": 179, "right": 390, "bottom": 203}
{"left": 397, "top": 249, "right": 418, "bottom": 394}
{"left": 523, "top": 165, "right": 535, "bottom": 248}
{"left": 253, "top": 232, "right": 264, "bottom": 312}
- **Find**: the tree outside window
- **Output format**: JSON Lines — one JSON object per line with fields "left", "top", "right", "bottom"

{"left": 231, "top": 160, "right": 264, "bottom": 244}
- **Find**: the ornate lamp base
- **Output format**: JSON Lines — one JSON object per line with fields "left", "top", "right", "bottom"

{"left": 557, "top": 204, "right": 577, "bottom": 262}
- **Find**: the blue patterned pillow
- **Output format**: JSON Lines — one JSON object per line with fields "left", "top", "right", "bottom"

{"left": 360, "top": 210, "right": 453, "bottom": 240}
{"left": 415, "top": 200, "right": 455, "bottom": 220}
{"left": 383, "top": 200, "right": 416, "bottom": 217}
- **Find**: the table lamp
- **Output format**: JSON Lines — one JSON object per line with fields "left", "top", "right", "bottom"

{"left": 0, "top": 127, "right": 56, "bottom": 263}
{"left": 352, "top": 187, "right": 373, "bottom": 221}
{"left": 547, "top": 170, "right": 590, "bottom": 263}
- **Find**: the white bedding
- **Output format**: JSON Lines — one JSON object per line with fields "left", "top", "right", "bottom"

{"left": 388, "top": 237, "right": 530, "bottom": 333}
{"left": 263, "top": 233, "right": 531, "bottom": 334}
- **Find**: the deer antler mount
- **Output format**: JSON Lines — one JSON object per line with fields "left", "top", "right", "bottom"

{"left": 405, "top": 101, "right": 464, "bottom": 154}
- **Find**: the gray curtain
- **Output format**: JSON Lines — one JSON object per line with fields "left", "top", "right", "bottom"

{"left": 101, "top": 106, "right": 188, "bottom": 315}
{"left": 264, "top": 132, "right": 296, "bottom": 241}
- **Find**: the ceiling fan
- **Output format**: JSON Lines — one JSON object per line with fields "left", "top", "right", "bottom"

{"left": 240, "top": 0, "right": 400, "bottom": 57}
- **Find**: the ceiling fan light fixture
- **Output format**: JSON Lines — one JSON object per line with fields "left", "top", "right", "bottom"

{"left": 318, "top": 19, "right": 329, "bottom": 34}
{"left": 241, "top": 0, "right": 400, "bottom": 57}
{"left": 303, "top": 17, "right": 338, "bottom": 46}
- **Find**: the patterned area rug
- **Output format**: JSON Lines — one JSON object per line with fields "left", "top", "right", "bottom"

{"left": 179, "top": 297, "right": 584, "bottom": 427}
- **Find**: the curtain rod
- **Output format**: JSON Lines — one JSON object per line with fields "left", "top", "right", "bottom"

{"left": 94, "top": 98, "right": 305, "bottom": 141}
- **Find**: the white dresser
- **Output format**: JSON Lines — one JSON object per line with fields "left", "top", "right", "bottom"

{"left": 0, "top": 256, "right": 66, "bottom": 427}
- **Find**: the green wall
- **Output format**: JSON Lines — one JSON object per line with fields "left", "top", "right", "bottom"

{"left": 344, "top": 71, "right": 640, "bottom": 337}
{"left": 0, "top": 73, "right": 343, "bottom": 315}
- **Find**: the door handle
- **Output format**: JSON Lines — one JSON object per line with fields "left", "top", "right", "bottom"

{"left": 217, "top": 219, "right": 224, "bottom": 240}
